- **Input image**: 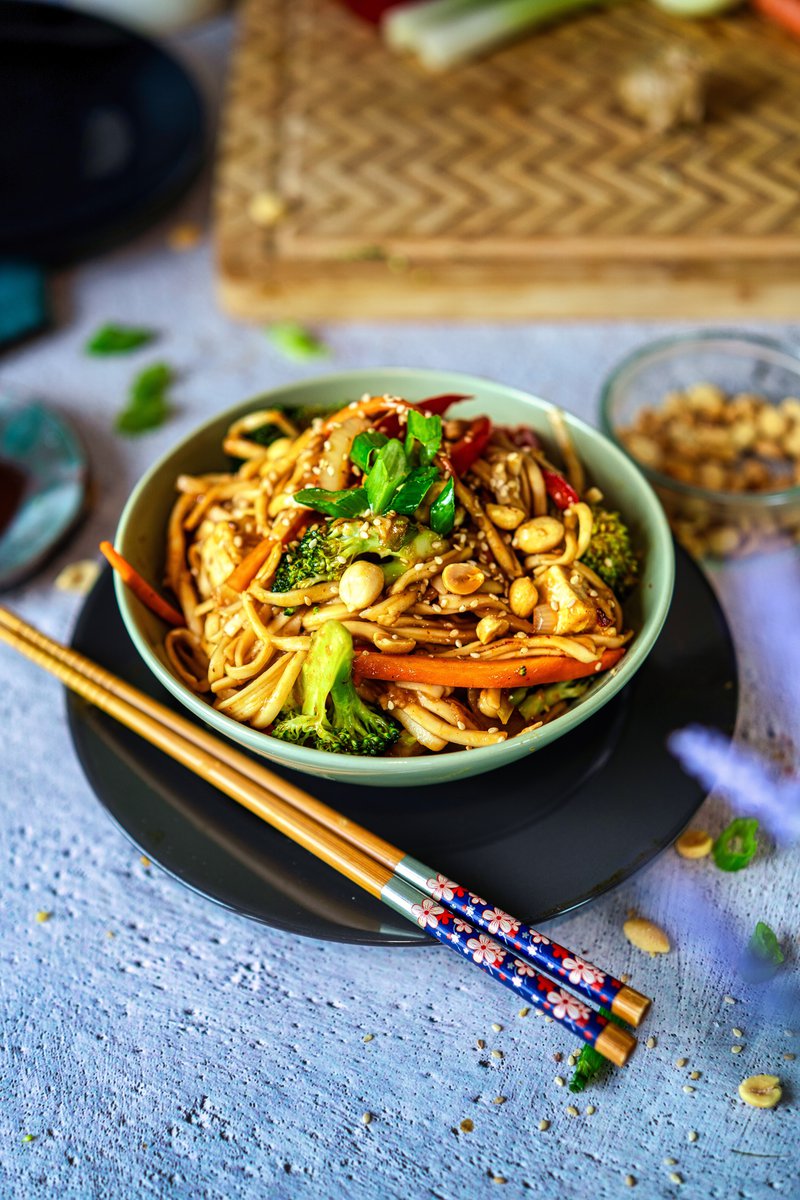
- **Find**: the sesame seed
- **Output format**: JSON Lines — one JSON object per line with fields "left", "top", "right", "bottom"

{"left": 620, "top": 973, "right": 630, "bottom": 983}
{"left": 689, "top": 1071, "right": 700, "bottom": 1080}
{"left": 544, "top": 1016, "right": 553, "bottom": 1024}
{"left": 518, "top": 1008, "right": 529, "bottom": 1018}
{"left": 732, "top": 1028, "right": 743, "bottom": 1038}
{"left": 670, "top": 1173, "right": 683, "bottom": 1186}
{"left": 488, "top": 727, "right": 499, "bottom": 734}
{"left": 688, "top": 1131, "right": 698, "bottom": 1143}
{"left": 477, "top": 1039, "right": 486, "bottom": 1050}
{"left": 646, "top": 1036, "right": 657, "bottom": 1049}
{"left": 723, "top": 995, "right": 736, "bottom": 1005}
{"left": 566, "top": 1105, "right": 579, "bottom": 1117}
{"left": 35, "top": 911, "right": 51, "bottom": 923}
{"left": 361, "top": 1112, "right": 372, "bottom": 1125}
{"left": 731, "top": 1045, "right": 743, "bottom": 1054}
{"left": 567, "top": 1054, "right": 577, "bottom": 1067}
{"left": 363, "top": 1034, "right": 374, "bottom": 1043}
{"left": 492, "top": 1096, "right": 506, "bottom": 1105}
{"left": 585, "top": 1105, "right": 596, "bottom": 1115}
{"left": 675, "top": 1058, "right": 688, "bottom": 1068}
{"left": 491, "top": 1176, "right": 507, "bottom": 1185}
{"left": 538, "top": 1120, "right": 550, "bottom": 1132}
{"left": 783, "top": 1053, "right": 796, "bottom": 1061}
{"left": 552, "top": 1052, "right": 563, "bottom": 1063}
{"left": 457, "top": 721, "right": 466, "bottom": 730}
{"left": 491, "top": 1050, "right": 503, "bottom": 1060}
{"left": 460, "top": 1119, "right": 474, "bottom": 1133}
{"left": 682, "top": 1085, "right": 695, "bottom": 1094}
{"left": 624, "top": 1175, "right": 636, "bottom": 1188}
{"left": 554, "top": 1076, "right": 565, "bottom": 1087}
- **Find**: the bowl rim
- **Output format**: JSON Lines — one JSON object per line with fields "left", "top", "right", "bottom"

{"left": 115, "top": 366, "right": 675, "bottom": 779}
{"left": 599, "top": 330, "right": 800, "bottom": 508}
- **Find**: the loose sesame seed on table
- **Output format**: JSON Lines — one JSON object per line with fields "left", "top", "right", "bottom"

{"left": 1, "top": 19, "right": 798, "bottom": 1200}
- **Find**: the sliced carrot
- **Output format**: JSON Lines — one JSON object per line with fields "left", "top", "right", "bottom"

{"left": 321, "top": 394, "right": 412, "bottom": 430}
{"left": 353, "top": 648, "right": 625, "bottom": 689}
{"left": 99, "top": 541, "right": 184, "bottom": 626}
{"left": 224, "top": 510, "right": 310, "bottom": 593}
{"left": 752, "top": 0, "right": 800, "bottom": 35}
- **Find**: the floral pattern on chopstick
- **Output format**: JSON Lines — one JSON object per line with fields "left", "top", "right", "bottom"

{"left": 422, "top": 872, "right": 622, "bottom": 1012}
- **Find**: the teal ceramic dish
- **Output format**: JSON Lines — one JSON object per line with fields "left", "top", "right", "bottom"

{"left": 114, "top": 368, "right": 675, "bottom": 787}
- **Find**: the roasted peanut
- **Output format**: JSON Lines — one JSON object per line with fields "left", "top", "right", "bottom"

{"left": 508, "top": 576, "right": 538, "bottom": 618}
{"left": 623, "top": 917, "right": 670, "bottom": 956}
{"left": 476, "top": 615, "right": 510, "bottom": 644}
{"left": 374, "top": 630, "right": 416, "bottom": 653}
{"left": 441, "top": 562, "right": 485, "bottom": 596}
{"left": 339, "top": 561, "right": 384, "bottom": 611}
{"left": 738, "top": 1075, "right": 782, "bottom": 1109}
{"left": 513, "top": 516, "right": 564, "bottom": 555}
{"left": 486, "top": 503, "right": 526, "bottom": 531}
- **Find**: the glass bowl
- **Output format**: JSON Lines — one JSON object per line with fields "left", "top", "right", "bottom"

{"left": 600, "top": 332, "right": 800, "bottom": 560}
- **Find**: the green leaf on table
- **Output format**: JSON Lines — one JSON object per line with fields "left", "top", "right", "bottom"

{"left": 267, "top": 321, "right": 328, "bottom": 361}
{"left": 713, "top": 818, "right": 759, "bottom": 872}
{"left": 568, "top": 1006, "right": 622, "bottom": 1093}
{"left": 86, "top": 323, "right": 156, "bottom": 355}
{"left": 115, "top": 363, "right": 175, "bottom": 435}
{"left": 748, "top": 921, "right": 784, "bottom": 976}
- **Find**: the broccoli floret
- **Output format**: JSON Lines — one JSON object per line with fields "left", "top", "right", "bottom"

{"left": 518, "top": 679, "right": 591, "bottom": 722}
{"left": 272, "top": 621, "right": 399, "bottom": 756}
{"left": 580, "top": 507, "right": 638, "bottom": 596}
{"left": 273, "top": 514, "right": 447, "bottom": 592}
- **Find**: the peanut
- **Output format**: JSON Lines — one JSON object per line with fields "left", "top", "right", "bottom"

{"left": 675, "top": 829, "right": 713, "bottom": 859}
{"left": 339, "top": 561, "right": 385, "bottom": 611}
{"left": 486, "top": 503, "right": 526, "bottom": 531}
{"left": 513, "top": 516, "right": 564, "bottom": 555}
{"left": 508, "top": 576, "right": 538, "bottom": 618}
{"left": 738, "top": 1075, "right": 782, "bottom": 1109}
{"left": 623, "top": 917, "right": 670, "bottom": 956}
{"left": 476, "top": 615, "right": 510, "bottom": 644}
{"left": 441, "top": 562, "right": 485, "bottom": 596}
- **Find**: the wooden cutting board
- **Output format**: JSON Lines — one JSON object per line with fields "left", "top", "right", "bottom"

{"left": 215, "top": 0, "right": 800, "bottom": 319}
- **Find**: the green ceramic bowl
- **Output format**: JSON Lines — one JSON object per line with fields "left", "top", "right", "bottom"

{"left": 115, "top": 368, "right": 675, "bottom": 787}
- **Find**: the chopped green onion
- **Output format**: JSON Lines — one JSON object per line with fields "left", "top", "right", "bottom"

{"left": 713, "top": 818, "right": 759, "bottom": 872}
{"left": 391, "top": 466, "right": 439, "bottom": 515}
{"left": 365, "top": 440, "right": 409, "bottom": 514}
{"left": 430, "top": 476, "right": 456, "bottom": 535}
{"left": 267, "top": 321, "right": 328, "bottom": 361}
{"left": 405, "top": 408, "right": 442, "bottom": 466}
{"left": 115, "top": 363, "right": 175, "bottom": 435}
{"left": 86, "top": 323, "right": 155, "bottom": 355}
{"left": 293, "top": 486, "right": 369, "bottom": 518}
{"left": 351, "top": 430, "right": 389, "bottom": 473}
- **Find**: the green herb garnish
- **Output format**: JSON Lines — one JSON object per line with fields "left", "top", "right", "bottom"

{"left": 86, "top": 323, "right": 156, "bottom": 355}
{"left": 365, "top": 440, "right": 409, "bottom": 514}
{"left": 292, "top": 486, "right": 369, "bottom": 519}
{"left": 430, "top": 476, "right": 456, "bottom": 536}
{"left": 568, "top": 1007, "right": 623, "bottom": 1093}
{"left": 405, "top": 408, "right": 442, "bottom": 466}
{"left": 115, "top": 363, "right": 175, "bottom": 435}
{"left": 391, "top": 466, "right": 439, "bottom": 516}
{"left": 267, "top": 321, "right": 328, "bottom": 362}
{"left": 748, "top": 921, "right": 784, "bottom": 977}
{"left": 351, "top": 430, "right": 389, "bottom": 474}
{"left": 713, "top": 818, "right": 759, "bottom": 872}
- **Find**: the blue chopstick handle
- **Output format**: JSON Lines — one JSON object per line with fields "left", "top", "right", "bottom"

{"left": 382, "top": 876, "right": 612, "bottom": 1050}
{"left": 395, "top": 856, "right": 625, "bottom": 1016}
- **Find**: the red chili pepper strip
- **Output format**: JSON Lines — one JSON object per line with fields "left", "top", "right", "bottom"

{"left": 752, "top": 0, "right": 800, "bottom": 36}
{"left": 450, "top": 416, "right": 493, "bottom": 476}
{"left": 414, "top": 393, "right": 473, "bottom": 417}
{"left": 353, "top": 648, "right": 624, "bottom": 689}
{"left": 541, "top": 467, "right": 580, "bottom": 510}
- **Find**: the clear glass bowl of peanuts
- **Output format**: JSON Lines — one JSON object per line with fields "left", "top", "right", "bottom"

{"left": 600, "top": 332, "right": 800, "bottom": 560}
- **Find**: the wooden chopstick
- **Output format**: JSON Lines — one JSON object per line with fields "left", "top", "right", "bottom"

{"left": 0, "top": 606, "right": 644, "bottom": 1064}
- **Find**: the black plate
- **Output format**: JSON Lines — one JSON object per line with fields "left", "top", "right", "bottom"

{"left": 67, "top": 546, "right": 738, "bottom": 946}
{"left": 0, "top": 2, "right": 205, "bottom": 262}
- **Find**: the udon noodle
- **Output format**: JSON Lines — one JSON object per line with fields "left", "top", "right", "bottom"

{"left": 163, "top": 394, "right": 636, "bottom": 756}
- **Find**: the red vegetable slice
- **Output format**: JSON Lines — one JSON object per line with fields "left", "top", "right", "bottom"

{"left": 542, "top": 467, "right": 580, "bottom": 510}
{"left": 450, "top": 416, "right": 493, "bottom": 476}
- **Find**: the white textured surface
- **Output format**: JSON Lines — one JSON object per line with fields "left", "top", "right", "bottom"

{"left": 1, "top": 19, "right": 798, "bottom": 1200}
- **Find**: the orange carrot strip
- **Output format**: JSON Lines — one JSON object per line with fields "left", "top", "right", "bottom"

{"left": 321, "top": 394, "right": 412, "bottom": 431}
{"left": 224, "top": 511, "right": 309, "bottom": 593}
{"left": 99, "top": 541, "right": 184, "bottom": 626}
{"left": 353, "top": 648, "right": 625, "bottom": 689}
{"left": 752, "top": 0, "right": 800, "bottom": 36}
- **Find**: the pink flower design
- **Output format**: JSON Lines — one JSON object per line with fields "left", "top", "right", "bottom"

{"left": 425, "top": 874, "right": 459, "bottom": 903}
{"left": 411, "top": 898, "right": 445, "bottom": 930}
{"left": 513, "top": 957, "right": 536, "bottom": 978}
{"left": 530, "top": 932, "right": 551, "bottom": 946}
{"left": 466, "top": 934, "right": 506, "bottom": 966}
{"left": 454, "top": 917, "right": 472, "bottom": 934}
{"left": 482, "top": 906, "right": 520, "bottom": 937}
{"left": 547, "top": 988, "right": 591, "bottom": 1024}
{"left": 562, "top": 956, "right": 605, "bottom": 988}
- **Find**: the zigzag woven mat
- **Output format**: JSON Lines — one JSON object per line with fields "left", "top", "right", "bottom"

{"left": 215, "top": 0, "right": 800, "bottom": 318}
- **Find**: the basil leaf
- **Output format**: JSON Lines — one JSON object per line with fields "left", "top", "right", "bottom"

{"left": 568, "top": 1007, "right": 621, "bottom": 1093}
{"left": 266, "top": 321, "right": 328, "bottom": 361}
{"left": 366, "top": 440, "right": 408, "bottom": 514}
{"left": 351, "top": 430, "right": 389, "bottom": 474}
{"left": 86, "top": 323, "right": 155, "bottom": 355}
{"left": 749, "top": 921, "right": 784, "bottom": 968}
{"left": 115, "top": 362, "right": 174, "bottom": 435}
{"left": 293, "top": 486, "right": 368, "bottom": 518}
{"left": 405, "top": 409, "right": 442, "bottom": 466}
{"left": 247, "top": 422, "right": 285, "bottom": 449}
{"left": 391, "top": 466, "right": 439, "bottom": 516}
{"left": 429, "top": 476, "right": 455, "bottom": 536}
{"left": 713, "top": 818, "right": 759, "bottom": 872}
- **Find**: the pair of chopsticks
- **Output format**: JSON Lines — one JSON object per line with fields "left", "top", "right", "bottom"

{"left": 0, "top": 604, "right": 650, "bottom": 1066}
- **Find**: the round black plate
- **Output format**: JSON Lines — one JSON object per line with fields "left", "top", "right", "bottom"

{"left": 67, "top": 546, "right": 738, "bottom": 946}
{"left": 0, "top": 2, "right": 205, "bottom": 262}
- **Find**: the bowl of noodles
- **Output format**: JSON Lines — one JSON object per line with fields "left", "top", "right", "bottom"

{"left": 113, "top": 369, "right": 674, "bottom": 787}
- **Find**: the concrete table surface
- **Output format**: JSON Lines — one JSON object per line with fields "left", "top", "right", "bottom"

{"left": 1, "top": 18, "right": 798, "bottom": 1200}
